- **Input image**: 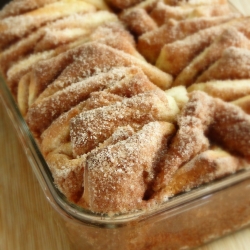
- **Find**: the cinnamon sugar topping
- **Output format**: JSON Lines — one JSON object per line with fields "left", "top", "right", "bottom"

{"left": 0, "top": 0, "right": 250, "bottom": 214}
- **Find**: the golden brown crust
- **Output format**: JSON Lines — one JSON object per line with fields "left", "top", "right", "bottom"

{"left": 46, "top": 152, "right": 85, "bottom": 202}
{"left": 26, "top": 67, "right": 132, "bottom": 134}
{"left": 161, "top": 149, "right": 247, "bottom": 197}
{"left": 173, "top": 28, "right": 250, "bottom": 87}
{"left": 120, "top": 8, "right": 157, "bottom": 36}
{"left": 209, "top": 97, "right": 250, "bottom": 158}
{"left": 26, "top": 66, "right": 166, "bottom": 135}
{"left": 41, "top": 91, "right": 124, "bottom": 156}
{"left": 138, "top": 14, "right": 238, "bottom": 63}
{"left": 89, "top": 21, "right": 145, "bottom": 59}
{"left": 156, "top": 18, "right": 250, "bottom": 76}
{"left": 153, "top": 91, "right": 213, "bottom": 192}
{"left": 1, "top": 0, "right": 250, "bottom": 215}
{"left": 43, "top": 92, "right": 124, "bottom": 203}
{"left": 156, "top": 21, "right": 230, "bottom": 76}
{"left": 0, "top": 11, "right": 118, "bottom": 96}
{"left": 0, "top": 0, "right": 58, "bottom": 19}
{"left": 83, "top": 121, "right": 175, "bottom": 213}
{"left": 153, "top": 91, "right": 250, "bottom": 193}
{"left": 0, "top": 1, "right": 96, "bottom": 51}
{"left": 29, "top": 42, "right": 171, "bottom": 106}
{"left": 196, "top": 47, "right": 250, "bottom": 82}
{"left": 150, "top": 2, "right": 232, "bottom": 26}
{"left": 39, "top": 63, "right": 174, "bottom": 204}
{"left": 70, "top": 91, "right": 178, "bottom": 156}
{"left": 187, "top": 79, "right": 250, "bottom": 102}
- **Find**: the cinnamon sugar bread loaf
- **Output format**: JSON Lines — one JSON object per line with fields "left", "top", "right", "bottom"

{"left": 0, "top": 0, "right": 250, "bottom": 214}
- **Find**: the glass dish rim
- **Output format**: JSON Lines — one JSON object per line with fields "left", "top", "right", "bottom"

{"left": 1, "top": 67, "right": 250, "bottom": 228}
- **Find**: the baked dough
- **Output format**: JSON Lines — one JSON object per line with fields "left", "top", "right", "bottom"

{"left": 0, "top": 0, "right": 250, "bottom": 214}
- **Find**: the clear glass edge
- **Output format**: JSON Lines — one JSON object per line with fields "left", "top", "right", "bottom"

{"left": 1, "top": 72, "right": 250, "bottom": 227}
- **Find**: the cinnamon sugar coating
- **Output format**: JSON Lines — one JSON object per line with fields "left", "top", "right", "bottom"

{"left": 138, "top": 13, "right": 238, "bottom": 63}
{"left": 0, "top": 0, "right": 250, "bottom": 215}
{"left": 150, "top": 2, "right": 232, "bottom": 26}
{"left": 162, "top": 149, "right": 248, "bottom": 197}
{"left": 27, "top": 67, "right": 136, "bottom": 134}
{"left": 40, "top": 65, "right": 160, "bottom": 153}
{"left": 0, "top": 1, "right": 96, "bottom": 50}
{"left": 120, "top": 8, "right": 157, "bottom": 36}
{"left": 26, "top": 65, "right": 167, "bottom": 135}
{"left": 188, "top": 79, "right": 250, "bottom": 102}
{"left": 0, "top": 0, "right": 58, "bottom": 19}
{"left": 39, "top": 65, "right": 169, "bottom": 203}
{"left": 156, "top": 19, "right": 234, "bottom": 76}
{"left": 173, "top": 28, "right": 250, "bottom": 87}
{"left": 83, "top": 121, "right": 175, "bottom": 213}
{"left": 28, "top": 42, "right": 171, "bottom": 105}
{"left": 196, "top": 47, "right": 250, "bottom": 82}
{"left": 43, "top": 92, "right": 125, "bottom": 202}
{"left": 154, "top": 91, "right": 250, "bottom": 194}
{"left": 153, "top": 91, "right": 213, "bottom": 192}
{"left": 70, "top": 91, "right": 178, "bottom": 156}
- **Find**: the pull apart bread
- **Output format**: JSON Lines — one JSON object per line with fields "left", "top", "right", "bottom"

{"left": 0, "top": 0, "right": 250, "bottom": 214}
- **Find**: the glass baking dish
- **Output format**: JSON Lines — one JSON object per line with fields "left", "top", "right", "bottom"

{"left": 1, "top": 0, "right": 250, "bottom": 249}
{"left": 1, "top": 66, "right": 250, "bottom": 250}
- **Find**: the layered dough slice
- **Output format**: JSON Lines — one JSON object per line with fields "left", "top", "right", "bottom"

{"left": 40, "top": 66, "right": 167, "bottom": 156}
{"left": 44, "top": 91, "right": 124, "bottom": 203}
{"left": 25, "top": 42, "right": 172, "bottom": 107}
{"left": 0, "top": 0, "right": 58, "bottom": 19}
{"left": 119, "top": 0, "right": 239, "bottom": 65}
{"left": 1, "top": 11, "right": 119, "bottom": 94}
{"left": 156, "top": 17, "right": 250, "bottom": 76}
{"left": 161, "top": 148, "right": 248, "bottom": 198}
{"left": 15, "top": 20, "right": 143, "bottom": 107}
{"left": 0, "top": 0, "right": 109, "bottom": 19}
{"left": 153, "top": 91, "right": 250, "bottom": 193}
{"left": 39, "top": 66, "right": 177, "bottom": 203}
{"left": 41, "top": 91, "right": 124, "bottom": 156}
{"left": 0, "top": 6, "right": 118, "bottom": 97}
{"left": 155, "top": 20, "right": 233, "bottom": 76}
{"left": 89, "top": 21, "right": 145, "bottom": 60}
{"left": 173, "top": 28, "right": 250, "bottom": 87}
{"left": 0, "top": 0, "right": 97, "bottom": 50}
{"left": 118, "top": 0, "right": 159, "bottom": 36}
{"left": 27, "top": 68, "right": 131, "bottom": 134}
{"left": 27, "top": 66, "right": 166, "bottom": 135}
{"left": 196, "top": 47, "right": 250, "bottom": 82}
{"left": 138, "top": 13, "right": 238, "bottom": 63}
{"left": 187, "top": 79, "right": 250, "bottom": 102}
{"left": 150, "top": 1, "right": 232, "bottom": 26}
{"left": 82, "top": 121, "right": 175, "bottom": 214}
{"left": 29, "top": 11, "right": 118, "bottom": 52}
{"left": 120, "top": 7, "right": 157, "bottom": 36}
{"left": 70, "top": 91, "right": 179, "bottom": 156}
